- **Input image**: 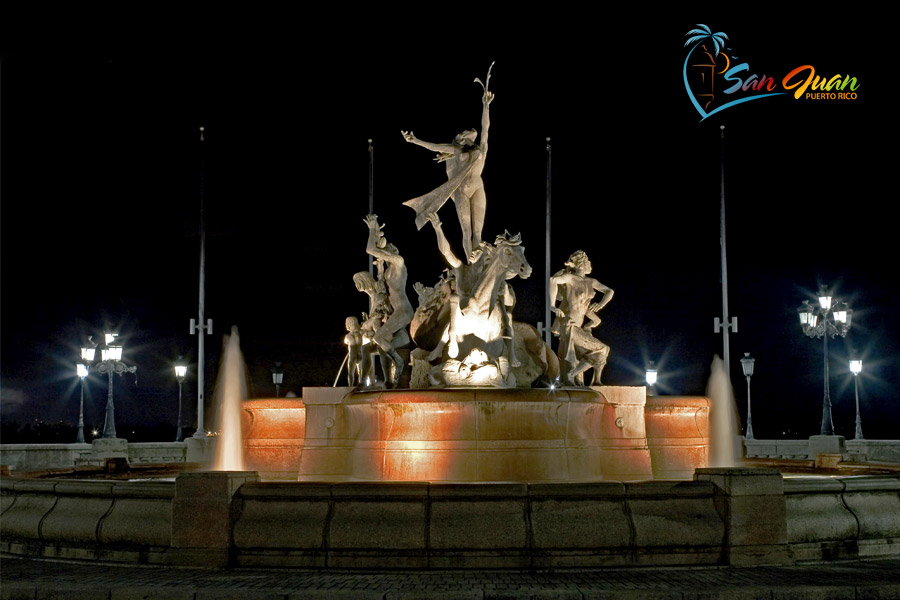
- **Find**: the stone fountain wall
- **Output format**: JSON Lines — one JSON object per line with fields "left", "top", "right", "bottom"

{"left": 3, "top": 469, "right": 900, "bottom": 568}
{"left": 275, "top": 386, "right": 709, "bottom": 483}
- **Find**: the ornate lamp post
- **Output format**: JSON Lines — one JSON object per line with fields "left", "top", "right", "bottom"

{"left": 174, "top": 356, "right": 187, "bottom": 442}
{"left": 271, "top": 362, "right": 284, "bottom": 398}
{"left": 645, "top": 362, "right": 658, "bottom": 396}
{"left": 849, "top": 355, "right": 863, "bottom": 440}
{"left": 78, "top": 338, "right": 97, "bottom": 443}
{"left": 798, "top": 286, "right": 852, "bottom": 436}
{"left": 84, "top": 332, "right": 138, "bottom": 439}
{"left": 75, "top": 362, "right": 89, "bottom": 443}
{"left": 740, "top": 353, "right": 755, "bottom": 439}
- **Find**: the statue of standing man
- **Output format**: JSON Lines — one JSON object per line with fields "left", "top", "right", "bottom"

{"left": 549, "top": 251, "right": 614, "bottom": 386}
{"left": 363, "top": 214, "right": 413, "bottom": 387}
{"left": 402, "top": 63, "right": 495, "bottom": 261}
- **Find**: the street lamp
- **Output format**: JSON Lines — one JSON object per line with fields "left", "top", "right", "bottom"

{"left": 798, "top": 286, "right": 853, "bottom": 436}
{"left": 645, "top": 362, "right": 658, "bottom": 396}
{"left": 75, "top": 362, "right": 89, "bottom": 443}
{"left": 83, "top": 332, "right": 138, "bottom": 439}
{"left": 174, "top": 356, "right": 187, "bottom": 442}
{"left": 272, "top": 362, "right": 284, "bottom": 398}
{"left": 849, "top": 355, "right": 863, "bottom": 440}
{"left": 740, "top": 353, "right": 755, "bottom": 440}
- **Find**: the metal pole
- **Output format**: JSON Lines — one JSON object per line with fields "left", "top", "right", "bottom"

{"left": 175, "top": 381, "right": 184, "bottom": 442}
{"left": 103, "top": 370, "right": 116, "bottom": 438}
{"left": 820, "top": 333, "right": 834, "bottom": 435}
{"left": 854, "top": 374, "right": 863, "bottom": 439}
{"left": 745, "top": 375, "right": 754, "bottom": 439}
{"left": 368, "top": 138, "right": 374, "bottom": 277}
{"left": 195, "top": 126, "right": 207, "bottom": 437}
{"left": 544, "top": 137, "right": 552, "bottom": 347}
{"left": 719, "top": 125, "right": 732, "bottom": 377}
{"left": 76, "top": 378, "right": 86, "bottom": 443}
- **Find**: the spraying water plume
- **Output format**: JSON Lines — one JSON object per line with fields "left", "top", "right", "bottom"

{"left": 707, "top": 355, "right": 741, "bottom": 467}
{"left": 212, "top": 326, "right": 247, "bottom": 471}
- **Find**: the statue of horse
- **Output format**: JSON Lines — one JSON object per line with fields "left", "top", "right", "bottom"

{"left": 436, "top": 232, "right": 532, "bottom": 386}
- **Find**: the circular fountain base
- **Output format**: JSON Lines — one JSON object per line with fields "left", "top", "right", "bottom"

{"left": 297, "top": 386, "right": 665, "bottom": 482}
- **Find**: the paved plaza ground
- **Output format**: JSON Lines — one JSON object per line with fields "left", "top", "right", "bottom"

{"left": 3, "top": 555, "right": 900, "bottom": 599}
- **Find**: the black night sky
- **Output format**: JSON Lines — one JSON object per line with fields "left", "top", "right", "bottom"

{"left": 2, "top": 13, "right": 895, "bottom": 441}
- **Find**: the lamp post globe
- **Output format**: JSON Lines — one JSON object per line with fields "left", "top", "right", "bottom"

{"left": 645, "top": 362, "right": 658, "bottom": 397}
{"left": 272, "top": 362, "right": 285, "bottom": 398}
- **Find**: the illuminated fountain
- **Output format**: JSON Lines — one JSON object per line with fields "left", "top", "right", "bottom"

{"left": 238, "top": 65, "right": 713, "bottom": 483}
{"left": 212, "top": 326, "right": 247, "bottom": 471}
{"left": 17, "top": 67, "right": 898, "bottom": 576}
{"left": 707, "top": 355, "right": 740, "bottom": 468}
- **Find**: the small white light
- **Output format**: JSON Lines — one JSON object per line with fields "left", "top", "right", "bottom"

{"left": 849, "top": 359, "right": 862, "bottom": 376}
{"left": 104, "top": 345, "right": 123, "bottom": 361}
{"left": 77, "top": 363, "right": 89, "bottom": 378}
{"left": 833, "top": 301, "right": 849, "bottom": 324}
{"left": 646, "top": 368, "right": 658, "bottom": 387}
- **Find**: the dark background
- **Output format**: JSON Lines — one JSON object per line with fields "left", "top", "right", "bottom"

{"left": 2, "top": 14, "right": 894, "bottom": 442}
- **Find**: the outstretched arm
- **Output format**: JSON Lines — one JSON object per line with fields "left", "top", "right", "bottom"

{"left": 401, "top": 131, "right": 456, "bottom": 154}
{"left": 426, "top": 213, "right": 462, "bottom": 269}
{"left": 364, "top": 214, "right": 401, "bottom": 266}
{"left": 480, "top": 90, "right": 493, "bottom": 150}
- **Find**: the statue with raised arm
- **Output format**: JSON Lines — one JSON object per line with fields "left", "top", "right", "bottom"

{"left": 402, "top": 63, "right": 495, "bottom": 260}
{"left": 549, "top": 251, "right": 614, "bottom": 386}
{"left": 363, "top": 214, "right": 413, "bottom": 387}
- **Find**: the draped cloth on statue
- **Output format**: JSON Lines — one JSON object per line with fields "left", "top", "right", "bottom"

{"left": 403, "top": 150, "right": 483, "bottom": 230}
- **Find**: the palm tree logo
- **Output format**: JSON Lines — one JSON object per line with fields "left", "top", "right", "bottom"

{"left": 682, "top": 24, "right": 785, "bottom": 121}
{"left": 684, "top": 25, "right": 728, "bottom": 111}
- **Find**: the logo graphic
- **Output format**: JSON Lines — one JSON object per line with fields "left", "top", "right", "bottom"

{"left": 683, "top": 24, "right": 860, "bottom": 121}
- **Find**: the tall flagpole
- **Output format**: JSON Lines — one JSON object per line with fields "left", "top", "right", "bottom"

{"left": 368, "top": 138, "right": 374, "bottom": 276}
{"left": 714, "top": 125, "right": 737, "bottom": 378}
{"left": 544, "top": 137, "right": 552, "bottom": 347}
{"left": 191, "top": 126, "right": 212, "bottom": 437}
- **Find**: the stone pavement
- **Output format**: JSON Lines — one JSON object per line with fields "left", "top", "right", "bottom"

{"left": 3, "top": 555, "right": 900, "bottom": 599}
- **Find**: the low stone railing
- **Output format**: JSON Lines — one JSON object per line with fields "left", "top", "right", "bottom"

{"left": 784, "top": 475, "right": 900, "bottom": 562}
{"left": 2, "top": 469, "right": 898, "bottom": 569}
{"left": 0, "top": 444, "right": 95, "bottom": 471}
{"left": 744, "top": 437, "right": 900, "bottom": 463}
{"left": 0, "top": 441, "right": 188, "bottom": 471}
{"left": 0, "top": 477, "right": 174, "bottom": 563}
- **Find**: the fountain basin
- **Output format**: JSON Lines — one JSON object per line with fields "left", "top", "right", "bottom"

{"left": 294, "top": 386, "right": 702, "bottom": 482}
{"left": 645, "top": 396, "right": 710, "bottom": 479}
{"left": 242, "top": 399, "right": 306, "bottom": 480}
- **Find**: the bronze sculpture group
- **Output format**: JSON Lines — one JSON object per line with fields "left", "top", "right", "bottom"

{"left": 341, "top": 65, "right": 613, "bottom": 389}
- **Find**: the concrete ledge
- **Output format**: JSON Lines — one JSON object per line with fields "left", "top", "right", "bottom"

{"left": 785, "top": 475, "right": 900, "bottom": 561}
{"left": 4, "top": 470, "right": 900, "bottom": 569}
